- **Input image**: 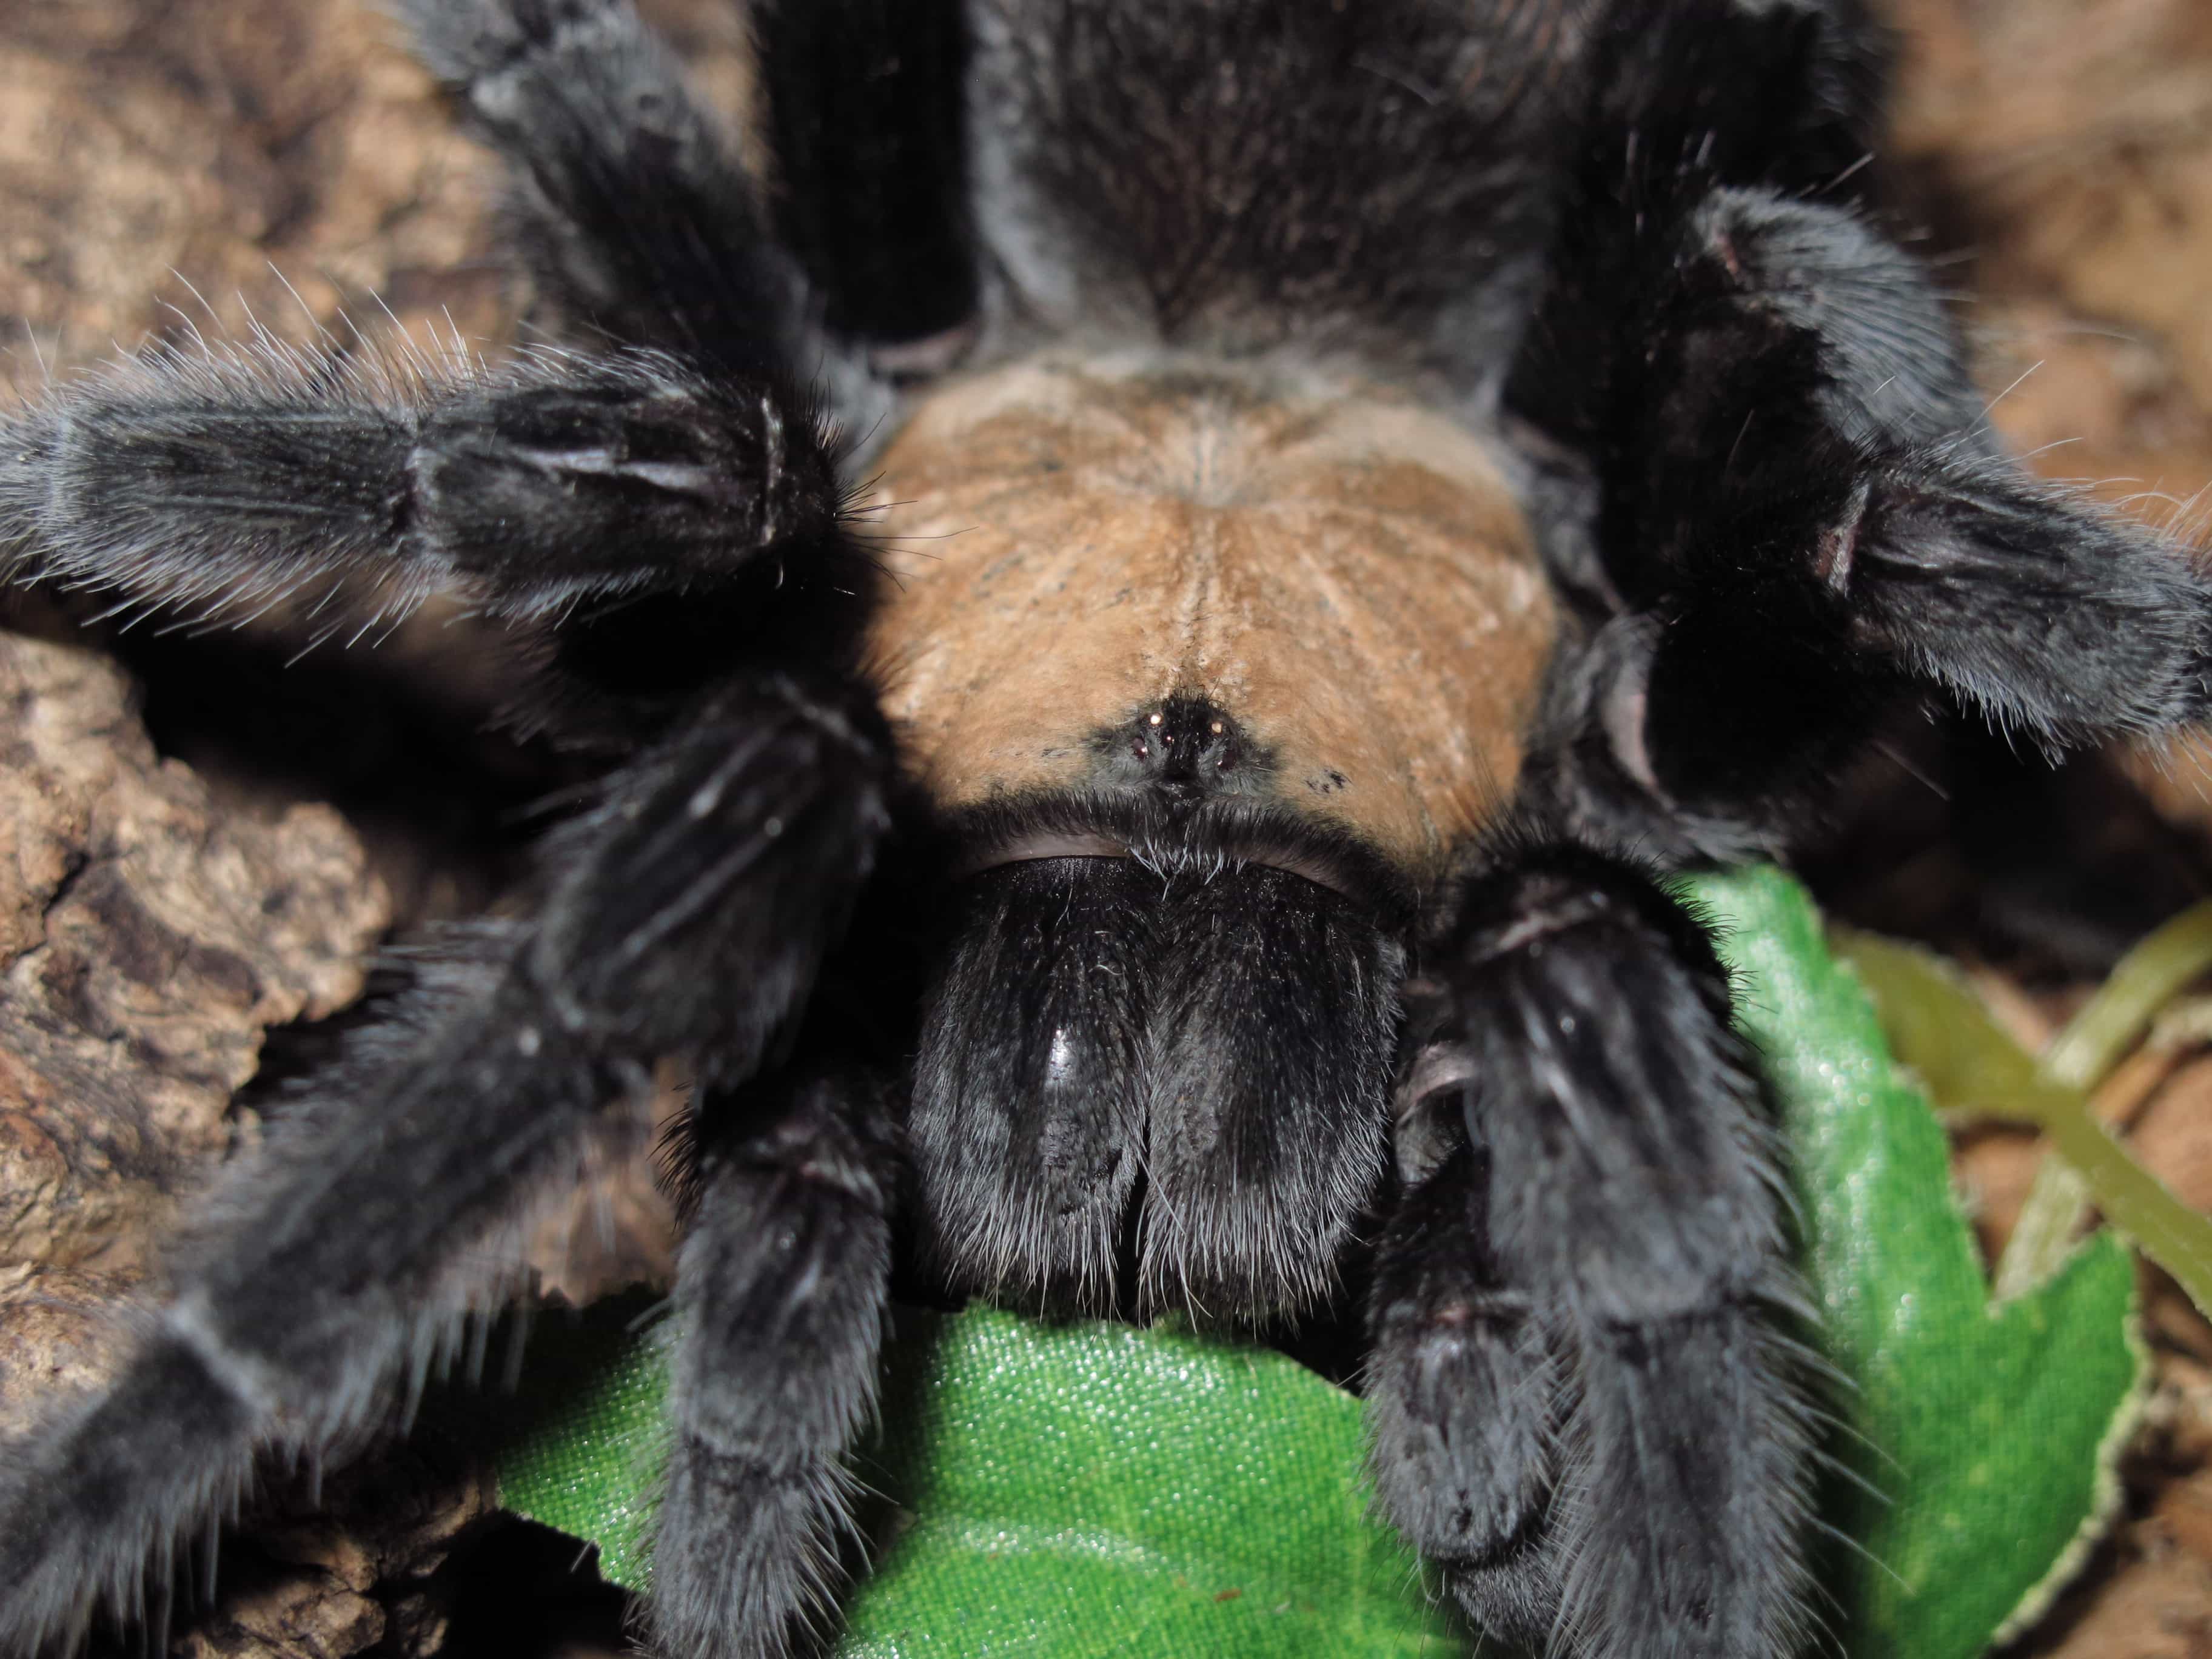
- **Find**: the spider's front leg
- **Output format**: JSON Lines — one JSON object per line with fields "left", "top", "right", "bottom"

{"left": 0, "top": 672, "right": 893, "bottom": 1658}
{"left": 1512, "top": 0, "right": 2212, "bottom": 859}
{"left": 0, "top": 345, "right": 857, "bottom": 722}
{"left": 1370, "top": 837, "right": 1808, "bottom": 1658}
{"left": 0, "top": 0, "right": 913, "bottom": 742}
{"left": 653, "top": 1062, "right": 900, "bottom": 1659}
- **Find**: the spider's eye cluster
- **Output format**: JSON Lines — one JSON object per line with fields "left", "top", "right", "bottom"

{"left": 1127, "top": 703, "right": 1238, "bottom": 777}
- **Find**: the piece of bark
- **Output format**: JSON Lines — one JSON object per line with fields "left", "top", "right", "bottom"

{"left": 181, "top": 1439, "right": 506, "bottom": 1659}
{"left": 0, "top": 0, "right": 506, "bottom": 378}
{"left": 0, "top": 0, "right": 756, "bottom": 383}
{"left": 173, "top": 1578, "right": 389, "bottom": 1659}
{"left": 0, "top": 2, "right": 686, "bottom": 1649}
{"left": 2013, "top": 1521, "right": 2212, "bottom": 1659}
{"left": 0, "top": 631, "right": 389, "bottom": 1433}
{"left": 0, "top": 626, "right": 532, "bottom": 1659}
{"left": 0, "top": 626, "right": 450, "bottom": 1652}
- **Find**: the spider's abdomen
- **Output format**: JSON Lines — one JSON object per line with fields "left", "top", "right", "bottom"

{"left": 862, "top": 352, "right": 1557, "bottom": 877}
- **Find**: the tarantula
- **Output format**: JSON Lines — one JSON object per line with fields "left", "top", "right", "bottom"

{"left": 1, "top": 0, "right": 2205, "bottom": 1655}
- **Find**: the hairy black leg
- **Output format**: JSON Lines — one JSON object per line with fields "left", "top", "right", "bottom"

{"left": 1366, "top": 1143, "right": 1559, "bottom": 1640}
{"left": 1512, "top": 0, "right": 1888, "bottom": 459}
{"left": 0, "top": 346, "right": 870, "bottom": 741}
{"left": 1373, "top": 840, "right": 1810, "bottom": 1658}
{"left": 0, "top": 672, "right": 890, "bottom": 1658}
{"left": 0, "top": 348, "right": 847, "bottom": 628}
{"left": 653, "top": 1065, "right": 899, "bottom": 1659}
{"left": 1513, "top": 0, "right": 2212, "bottom": 855}
{"left": 395, "top": 0, "right": 882, "bottom": 423}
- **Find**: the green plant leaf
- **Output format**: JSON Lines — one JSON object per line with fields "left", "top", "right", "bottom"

{"left": 1821, "top": 929, "right": 2074, "bottom": 1125}
{"left": 454, "top": 866, "right": 2142, "bottom": 1659}
{"left": 1684, "top": 866, "right": 2143, "bottom": 1657}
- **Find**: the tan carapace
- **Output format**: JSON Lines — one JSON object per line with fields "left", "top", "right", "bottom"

{"left": 860, "top": 352, "right": 1558, "bottom": 879}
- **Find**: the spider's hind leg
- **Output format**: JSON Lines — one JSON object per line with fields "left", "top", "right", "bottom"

{"left": 0, "top": 671, "right": 891, "bottom": 1658}
{"left": 397, "top": 0, "right": 976, "bottom": 412}
{"left": 1370, "top": 838, "right": 1811, "bottom": 1659}
{"left": 1514, "top": 0, "right": 2212, "bottom": 857}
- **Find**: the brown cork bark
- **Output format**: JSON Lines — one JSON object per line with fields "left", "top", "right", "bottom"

{"left": 0, "top": 625, "right": 435, "bottom": 1654}
{"left": 0, "top": 5, "right": 566, "bottom": 1652}
{"left": 0, "top": 626, "right": 389, "bottom": 1423}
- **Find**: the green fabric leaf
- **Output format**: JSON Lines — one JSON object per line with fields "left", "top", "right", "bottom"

{"left": 469, "top": 1298, "right": 669, "bottom": 1590}
{"left": 838, "top": 1309, "right": 1466, "bottom": 1657}
{"left": 452, "top": 866, "right": 2142, "bottom": 1659}
{"left": 1684, "top": 866, "right": 2143, "bottom": 1657}
{"left": 461, "top": 1301, "right": 1467, "bottom": 1655}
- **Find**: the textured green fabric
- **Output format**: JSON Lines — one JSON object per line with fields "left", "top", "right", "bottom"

{"left": 840, "top": 1309, "right": 1467, "bottom": 1656}
{"left": 481, "top": 1301, "right": 668, "bottom": 1589}
{"left": 482, "top": 1304, "right": 1467, "bottom": 1654}
{"left": 460, "top": 867, "right": 2140, "bottom": 1658}
{"left": 1686, "top": 867, "right": 2142, "bottom": 1657}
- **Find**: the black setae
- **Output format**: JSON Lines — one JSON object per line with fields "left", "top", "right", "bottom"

{"left": 1, "top": 3, "right": 2206, "bottom": 1657}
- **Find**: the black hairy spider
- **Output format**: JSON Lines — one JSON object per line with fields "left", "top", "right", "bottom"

{"left": 2, "top": 2, "right": 2207, "bottom": 1656}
